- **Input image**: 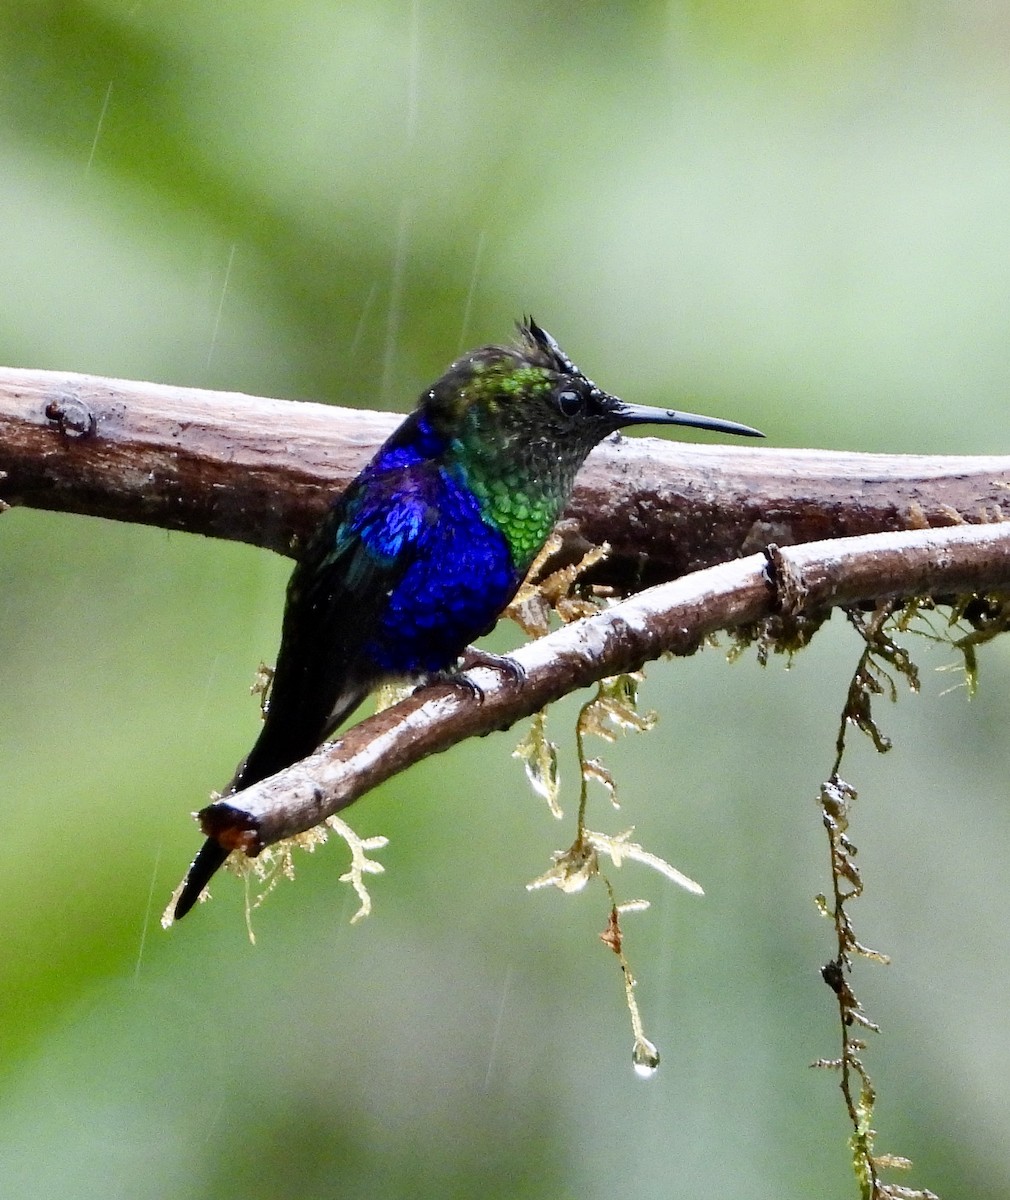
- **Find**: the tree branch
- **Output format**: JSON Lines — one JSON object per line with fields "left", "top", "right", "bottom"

{"left": 4, "top": 365, "right": 1009, "bottom": 901}
{"left": 3, "top": 366, "right": 1010, "bottom": 589}
{"left": 189, "top": 522, "right": 1010, "bottom": 866}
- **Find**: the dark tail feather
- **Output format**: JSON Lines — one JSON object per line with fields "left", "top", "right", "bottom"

{"left": 172, "top": 684, "right": 370, "bottom": 922}
{"left": 174, "top": 838, "right": 230, "bottom": 920}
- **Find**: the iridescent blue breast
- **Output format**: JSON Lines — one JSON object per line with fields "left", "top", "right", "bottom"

{"left": 348, "top": 458, "right": 519, "bottom": 676}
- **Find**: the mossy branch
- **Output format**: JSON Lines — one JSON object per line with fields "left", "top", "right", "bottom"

{"left": 191, "top": 522, "right": 1010, "bottom": 863}
{"left": 4, "top": 363, "right": 1010, "bottom": 899}
{"left": 813, "top": 603, "right": 942, "bottom": 1200}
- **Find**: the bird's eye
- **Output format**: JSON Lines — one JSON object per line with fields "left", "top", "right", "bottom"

{"left": 556, "top": 388, "right": 584, "bottom": 418}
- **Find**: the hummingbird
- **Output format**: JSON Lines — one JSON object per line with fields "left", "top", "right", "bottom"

{"left": 173, "top": 319, "right": 763, "bottom": 919}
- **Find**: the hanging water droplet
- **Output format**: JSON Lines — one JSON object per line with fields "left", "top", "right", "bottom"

{"left": 632, "top": 1037, "right": 660, "bottom": 1079}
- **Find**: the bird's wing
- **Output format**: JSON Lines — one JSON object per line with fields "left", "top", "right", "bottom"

{"left": 174, "top": 465, "right": 440, "bottom": 922}
{"left": 230, "top": 463, "right": 439, "bottom": 792}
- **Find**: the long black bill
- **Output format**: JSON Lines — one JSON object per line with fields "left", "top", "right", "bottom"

{"left": 611, "top": 400, "right": 764, "bottom": 440}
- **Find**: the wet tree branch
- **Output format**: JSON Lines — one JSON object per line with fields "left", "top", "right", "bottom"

{"left": 3, "top": 365, "right": 1010, "bottom": 590}
{"left": 191, "top": 523, "right": 1010, "bottom": 866}
{"left": 2, "top": 366, "right": 1009, "bottom": 893}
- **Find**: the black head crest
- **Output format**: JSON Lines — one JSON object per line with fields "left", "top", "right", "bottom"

{"left": 516, "top": 317, "right": 586, "bottom": 380}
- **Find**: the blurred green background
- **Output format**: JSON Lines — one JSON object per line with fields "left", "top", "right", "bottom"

{"left": 2, "top": 2, "right": 1010, "bottom": 1197}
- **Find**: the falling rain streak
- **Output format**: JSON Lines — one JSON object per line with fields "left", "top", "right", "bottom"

{"left": 380, "top": 199, "right": 413, "bottom": 406}
{"left": 406, "top": 0, "right": 421, "bottom": 146}
{"left": 458, "top": 230, "right": 487, "bottom": 355}
{"left": 85, "top": 81, "right": 113, "bottom": 174}
{"left": 350, "top": 279, "right": 380, "bottom": 363}
{"left": 206, "top": 243, "right": 237, "bottom": 371}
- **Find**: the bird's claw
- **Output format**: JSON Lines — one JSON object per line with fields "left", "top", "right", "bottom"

{"left": 449, "top": 673, "right": 487, "bottom": 704}
{"left": 457, "top": 647, "right": 526, "bottom": 686}
{"left": 433, "top": 648, "right": 526, "bottom": 705}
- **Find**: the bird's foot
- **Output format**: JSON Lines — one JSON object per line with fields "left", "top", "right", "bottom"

{"left": 457, "top": 646, "right": 526, "bottom": 687}
{"left": 415, "top": 648, "right": 522, "bottom": 700}
{"left": 423, "top": 648, "right": 525, "bottom": 706}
